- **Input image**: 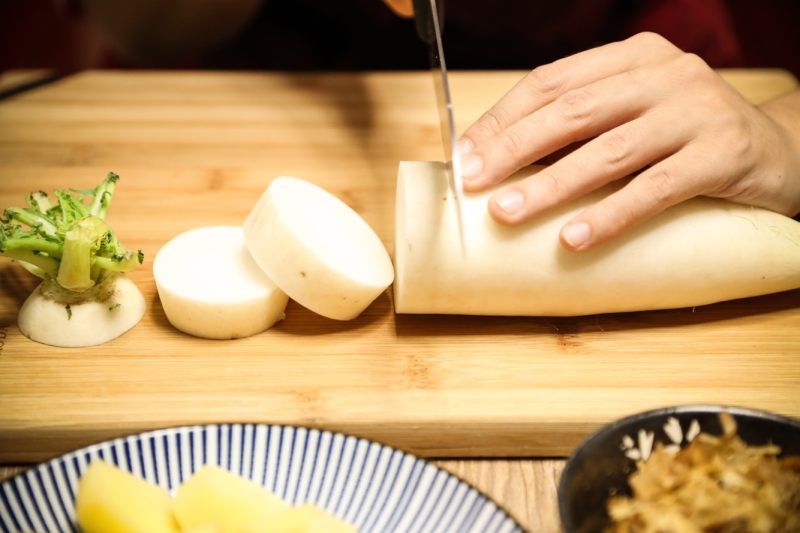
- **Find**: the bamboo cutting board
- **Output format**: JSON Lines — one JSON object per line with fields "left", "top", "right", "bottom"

{"left": 0, "top": 70, "right": 799, "bottom": 463}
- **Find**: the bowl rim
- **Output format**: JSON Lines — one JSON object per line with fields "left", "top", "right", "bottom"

{"left": 557, "top": 403, "right": 800, "bottom": 532}
{"left": 0, "top": 422, "right": 524, "bottom": 533}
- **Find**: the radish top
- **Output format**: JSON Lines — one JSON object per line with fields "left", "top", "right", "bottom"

{"left": 0, "top": 172, "right": 143, "bottom": 303}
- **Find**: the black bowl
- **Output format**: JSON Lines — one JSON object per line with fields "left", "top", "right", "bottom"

{"left": 558, "top": 404, "right": 800, "bottom": 533}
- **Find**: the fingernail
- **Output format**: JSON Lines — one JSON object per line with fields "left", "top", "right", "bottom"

{"left": 494, "top": 189, "right": 524, "bottom": 214}
{"left": 461, "top": 153, "right": 483, "bottom": 180}
{"left": 456, "top": 137, "right": 474, "bottom": 157}
{"left": 562, "top": 222, "right": 591, "bottom": 248}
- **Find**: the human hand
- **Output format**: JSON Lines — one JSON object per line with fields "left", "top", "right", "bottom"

{"left": 383, "top": 0, "right": 414, "bottom": 17}
{"left": 458, "top": 32, "right": 800, "bottom": 251}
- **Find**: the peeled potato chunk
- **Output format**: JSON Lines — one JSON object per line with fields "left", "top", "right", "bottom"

{"left": 75, "top": 460, "right": 179, "bottom": 533}
{"left": 394, "top": 161, "right": 800, "bottom": 316}
{"left": 154, "top": 226, "right": 288, "bottom": 339}
{"left": 291, "top": 504, "right": 357, "bottom": 533}
{"left": 244, "top": 177, "right": 394, "bottom": 320}
{"left": 75, "top": 462, "right": 355, "bottom": 533}
{"left": 174, "top": 466, "right": 355, "bottom": 533}
{"left": 174, "top": 465, "right": 299, "bottom": 533}
{"left": 182, "top": 527, "right": 220, "bottom": 533}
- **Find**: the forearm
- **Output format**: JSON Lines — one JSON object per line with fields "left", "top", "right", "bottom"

{"left": 760, "top": 90, "right": 800, "bottom": 216}
{"left": 80, "top": 0, "right": 263, "bottom": 64}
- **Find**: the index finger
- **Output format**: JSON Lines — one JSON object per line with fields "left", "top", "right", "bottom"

{"left": 459, "top": 32, "right": 680, "bottom": 152}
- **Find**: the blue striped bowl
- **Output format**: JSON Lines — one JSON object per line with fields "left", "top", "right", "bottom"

{"left": 0, "top": 424, "right": 521, "bottom": 533}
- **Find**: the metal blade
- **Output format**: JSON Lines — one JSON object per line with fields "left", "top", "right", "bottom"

{"left": 414, "top": 0, "right": 466, "bottom": 251}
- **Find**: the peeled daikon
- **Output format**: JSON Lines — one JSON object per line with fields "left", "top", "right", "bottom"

{"left": 153, "top": 226, "right": 288, "bottom": 339}
{"left": 244, "top": 177, "right": 394, "bottom": 320}
{"left": 394, "top": 161, "right": 800, "bottom": 316}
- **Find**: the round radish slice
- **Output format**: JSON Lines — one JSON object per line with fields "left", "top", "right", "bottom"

{"left": 243, "top": 177, "right": 393, "bottom": 320}
{"left": 154, "top": 226, "right": 288, "bottom": 339}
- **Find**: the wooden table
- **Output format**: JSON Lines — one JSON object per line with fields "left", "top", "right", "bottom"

{"left": 0, "top": 69, "right": 798, "bottom": 532}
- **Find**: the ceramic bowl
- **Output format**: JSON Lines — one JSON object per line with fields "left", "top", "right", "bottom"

{"left": 558, "top": 404, "right": 800, "bottom": 533}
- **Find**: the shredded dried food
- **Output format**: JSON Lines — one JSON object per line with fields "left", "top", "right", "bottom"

{"left": 606, "top": 413, "right": 800, "bottom": 533}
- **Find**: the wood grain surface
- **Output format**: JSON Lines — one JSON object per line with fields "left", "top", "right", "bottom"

{"left": 0, "top": 70, "right": 799, "bottom": 467}
{"left": 0, "top": 70, "right": 56, "bottom": 94}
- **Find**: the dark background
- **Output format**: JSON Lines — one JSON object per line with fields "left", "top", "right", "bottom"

{"left": 2, "top": 0, "right": 799, "bottom": 76}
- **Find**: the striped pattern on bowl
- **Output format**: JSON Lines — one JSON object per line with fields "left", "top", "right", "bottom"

{"left": 0, "top": 424, "right": 521, "bottom": 533}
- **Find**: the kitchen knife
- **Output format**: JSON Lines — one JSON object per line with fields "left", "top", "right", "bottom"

{"left": 413, "top": 0, "right": 466, "bottom": 250}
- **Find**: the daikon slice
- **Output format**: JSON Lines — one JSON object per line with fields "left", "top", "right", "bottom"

{"left": 154, "top": 226, "right": 288, "bottom": 339}
{"left": 244, "top": 177, "right": 393, "bottom": 320}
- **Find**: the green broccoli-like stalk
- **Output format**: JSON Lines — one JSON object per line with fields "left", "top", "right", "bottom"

{"left": 0, "top": 172, "right": 143, "bottom": 299}
{"left": 89, "top": 171, "right": 118, "bottom": 219}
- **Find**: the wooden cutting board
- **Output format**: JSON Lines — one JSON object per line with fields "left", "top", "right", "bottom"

{"left": 1, "top": 70, "right": 798, "bottom": 463}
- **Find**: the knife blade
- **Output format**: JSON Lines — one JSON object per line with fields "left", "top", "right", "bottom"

{"left": 413, "top": 0, "right": 466, "bottom": 251}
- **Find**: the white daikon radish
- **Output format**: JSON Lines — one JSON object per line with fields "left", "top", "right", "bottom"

{"left": 154, "top": 226, "right": 288, "bottom": 339}
{"left": 243, "top": 177, "right": 394, "bottom": 320}
{"left": 18, "top": 275, "right": 146, "bottom": 347}
{"left": 394, "top": 161, "right": 800, "bottom": 316}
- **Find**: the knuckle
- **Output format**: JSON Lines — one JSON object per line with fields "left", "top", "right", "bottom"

{"left": 476, "top": 109, "right": 505, "bottom": 137}
{"left": 542, "top": 171, "right": 565, "bottom": 199}
{"left": 676, "top": 52, "right": 711, "bottom": 79}
{"left": 556, "top": 89, "right": 594, "bottom": 124}
{"left": 629, "top": 31, "right": 674, "bottom": 52}
{"left": 598, "top": 131, "right": 632, "bottom": 166}
{"left": 498, "top": 130, "right": 524, "bottom": 157}
{"left": 526, "top": 63, "right": 562, "bottom": 95}
{"left": 643, "top": 169, "right": 678, "bottom": 205}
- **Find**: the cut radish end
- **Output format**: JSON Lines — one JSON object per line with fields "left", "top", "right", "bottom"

{"left": 243, "top": 177, "right": 394, "bottom": 321}
{"left": 153, "top": 226, "right": 288, "bottom": 339}
{"left": 18, "top": 275, "right": 146, "bottom": 347}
